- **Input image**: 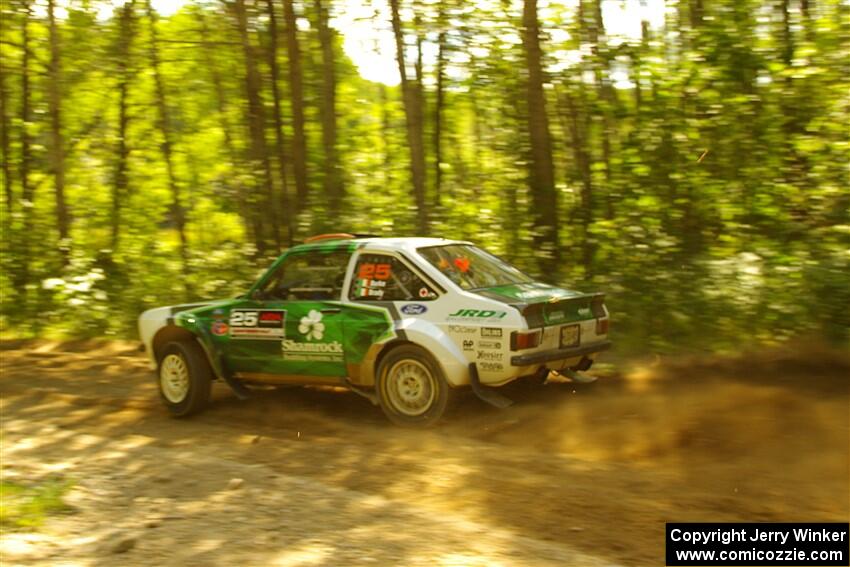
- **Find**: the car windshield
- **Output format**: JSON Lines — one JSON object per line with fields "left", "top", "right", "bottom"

{"left": 417, "top": 244, "right": 533, "bottom": 290}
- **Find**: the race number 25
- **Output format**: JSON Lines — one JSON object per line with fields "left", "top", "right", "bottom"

{"left": 358, "top": 263, "right": 391, "bottom": 280}
{"left": 230, "top": 311, "right": 258, "bottom": 327}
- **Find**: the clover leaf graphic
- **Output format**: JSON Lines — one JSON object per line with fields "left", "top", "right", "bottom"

{"left": 298, "top": 309, "right": 325, "bottom": 341}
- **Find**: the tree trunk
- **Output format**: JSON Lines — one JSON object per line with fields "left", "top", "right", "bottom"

{"left": 314, "top": 0, "right": 342, "bottom": 216}
{"left": 199, "top": 10, "right": 255, "bottom": 245}
{"left": 111, "top": 0, "right": 134, "bottom": 253}
{"left": 556, "top": 82, "right": 593, "bottom": 275}
{"left": 264, "top": 0, "right": 294, "bottom": 246}
{"left": 379, "top": 82, "right": 391, "bottom": 181}
{"left": 19, "top": 0, "right": 33, "bottom": 292}
{"left": 689, "top": 0, "right": 703, "bottom": 29}
{"left": 589, "top": 0, "right": 614, "bottom": 221}
{"left": 47, "top": 0, "right": 70, "bottom": 265}
{"left": 232, "top": 0, "right": 278, "bottom": 252}
{"left": 282, "top": 0, "right": 309, "bottom": 213}
{"left": 433, "top": 2, "right": 447, "bottom": 208}
{"left": 780, "top": 0, "right": 793, "bottom": 68}
{"left": 145, "top": 0, "right": 188, "bottom": 277}
{"left": 0, "top": 46, "right": 12, "bottom": 216}
{"left": 521, "top": 0, "right": 559, "bottom": 270}
{"left": 389, "top": 0, "right": 428, "bottom": 233}
{"left": 800, "top": 0, "right": 814, "bottom": 42}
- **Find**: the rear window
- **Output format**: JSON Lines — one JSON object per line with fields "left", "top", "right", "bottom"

{"left": 417, "top": 244, "right": 533, "bottom": 290}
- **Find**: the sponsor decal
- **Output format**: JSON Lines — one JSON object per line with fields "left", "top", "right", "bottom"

{"left": 400, "top": 303, "right": 428, "bottom": 315}
{"left": 481, "top": 327, "right": 503, "bottom": 338}
{"left": 418, "top": 287, "right": 433, "bottom": 298}
{"left": 448, "top": 309, "right": 507, "bottom": 320}
{"left": 477, "top": 350, "right": 503, "bottom": 361}
{"left": 282, "top": 339, "right": 344, "bottom": 362}
{"left": 478, "top": 340, "right": 501, "bottom": 349}
{"left": 577, "top": 307, "right": 592, "bottom": 317}
{"left": 210, "top": 321, "right": 229, "bottom": 336}
{"left": 548, "top": 311, "right": 565, "bottom": 322}
{"left": 212, "top": 308, "right": 226, "bottom": 320}
{"left": 282, "top": 310, "right": 344, "bottom": 362}
{"left": 357, "top": 287, "right": 384, "bottom": 298}
{"left": 353, "top": 278, "right": 385, "bottom": 298}
{"left": 260, "top": 311, "right": 283, "bottom": 323}
{"left": 448, "top": 325, "right": 477, "bottom": 334}
{"left": 463, "top": 339, "right": 474, "bottom": 351}
{"left": 229, "top": 309, "right": 286, "bottom": 339}
{"left": 479, "top": 361, "right": 504, "bottom": 372}
{"left": 298, "top": 310, "right": 325, "bottom": 341}
{"left": 517, "top": 288, "right": 559, "bottom": 300}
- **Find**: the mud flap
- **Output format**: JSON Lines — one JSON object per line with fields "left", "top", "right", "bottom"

{"left": 222, "top": 372, "right": 252, "bottom": 400}
{"left": 469, "top": 363, "right": 513, "bottom": 409}
{"left": 345, "top": 378, "right": 379, "bottom": 406}
{"left": 561, "top": 368, "right": 598, "bottom": 384}
{"left": 193, "top": 331, "right": 251, "bottom": 400}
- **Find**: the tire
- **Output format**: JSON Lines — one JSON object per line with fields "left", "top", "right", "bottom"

{"left": 376, "top": 345, "right": 454, "bottom": 427}
{"left": 157, "top": 340, "right": 213, "bottom": 417}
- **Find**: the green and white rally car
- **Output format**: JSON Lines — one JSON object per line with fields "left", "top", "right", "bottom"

{"left": 139, "top": 234, "right": 611, "bottom": 426}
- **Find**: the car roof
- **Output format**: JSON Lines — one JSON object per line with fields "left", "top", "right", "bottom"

{"left": 290, "top": 236, "right": 471, "bottom": 254}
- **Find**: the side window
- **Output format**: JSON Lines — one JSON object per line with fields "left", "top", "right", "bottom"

{"left": 349, "top": 253, "right": 436, "bottom": 302}
{"left": 262, "top": 250, "right": 350, "bottom": 301}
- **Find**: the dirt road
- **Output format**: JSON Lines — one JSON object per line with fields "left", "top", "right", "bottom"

{"left": 1, "top": 340, "right": 848, "bottom": 566}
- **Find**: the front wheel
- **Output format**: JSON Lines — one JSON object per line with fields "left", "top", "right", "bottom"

{"left": 376, "top": 345, "right": 453, "bottom": 427}
{"left": 157, "top": 340, "right": 213, "bottom": 417}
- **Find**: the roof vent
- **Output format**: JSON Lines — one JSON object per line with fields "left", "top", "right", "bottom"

{"left": 303, "top": 233, "right": 356, "bottom": 243}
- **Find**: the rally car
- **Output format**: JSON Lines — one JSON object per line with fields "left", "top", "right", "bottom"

{"left": 138, "top": 234, "right": 611, "bottom": 426}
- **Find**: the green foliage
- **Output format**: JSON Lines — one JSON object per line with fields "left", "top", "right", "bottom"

{"left": 0, "top": 479, "right": 74, "bottom": 530}
{"left": 0, "top": 0, "right": 847, "bottom": 352}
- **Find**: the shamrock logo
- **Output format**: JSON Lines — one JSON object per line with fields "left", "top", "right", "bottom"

{"left": 298, "top": 309, "right": 325, "bottom": 341}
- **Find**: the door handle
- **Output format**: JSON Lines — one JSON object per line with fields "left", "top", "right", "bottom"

{"left": 320, "top": 308, "right": 342, "bottom": 314}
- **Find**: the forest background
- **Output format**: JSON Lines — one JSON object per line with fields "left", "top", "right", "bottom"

{"left": 0, "top": 0, "right": 847, "bottom": 353}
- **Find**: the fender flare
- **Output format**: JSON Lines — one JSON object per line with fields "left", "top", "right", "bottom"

{"left": 373, "top": 319, "right": 470, "bottom": 387}
{"left": 151, "top": 324, "right": 252, "bottom": 399}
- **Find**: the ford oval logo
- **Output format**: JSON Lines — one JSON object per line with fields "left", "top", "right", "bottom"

{"left": 400, "top": 304, "right": 427, "bottom": 315}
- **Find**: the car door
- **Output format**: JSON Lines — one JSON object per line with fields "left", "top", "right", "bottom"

{"left": 222, "top": 249, "right": 352, "bottom": 383}
{"left": 338, "top": 251, "right": 441, "bottom": 382}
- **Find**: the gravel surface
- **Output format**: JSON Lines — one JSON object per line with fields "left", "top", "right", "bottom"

{"left": 1, "top": 340, "right": 847, "bottom": 566}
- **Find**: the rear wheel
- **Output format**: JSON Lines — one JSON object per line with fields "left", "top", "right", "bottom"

{"left": 376, "top": 345, "right": 453, "bottom": 427}
{"left": 157, "top": 340, "right": 212, "bottom": 417}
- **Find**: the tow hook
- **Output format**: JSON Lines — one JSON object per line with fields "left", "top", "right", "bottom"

{"left": 468, "top": 363, "right": 513, "bottom": 409}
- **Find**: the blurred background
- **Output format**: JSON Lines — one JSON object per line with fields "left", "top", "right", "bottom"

{"left": 0, "top": 0, "right": 847, "bottom": 351}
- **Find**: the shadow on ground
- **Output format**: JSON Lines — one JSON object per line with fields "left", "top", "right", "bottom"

{"left": 1, "top": 340, "right": 848, "bottom": 565}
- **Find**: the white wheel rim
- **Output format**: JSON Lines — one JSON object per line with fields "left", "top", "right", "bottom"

{"left": 160, "top": 353, "right": 190, "bottom": 403}
{"left": 386, "top": 359, "right": 436, "bottom": 417}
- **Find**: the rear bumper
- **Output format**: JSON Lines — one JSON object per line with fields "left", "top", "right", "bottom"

{"left": 510, "top": 340, "right": 611, "bottom": 366}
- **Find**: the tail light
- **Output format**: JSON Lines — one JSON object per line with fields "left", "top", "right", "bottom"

{"left": 591, "top": 297, "right": 608, "bottom": 335}
{"left": 511, "top": 329, "right": 541, "bottom": 351}
{"left": 596, "top": 318, "right": 609, "bottom": 335}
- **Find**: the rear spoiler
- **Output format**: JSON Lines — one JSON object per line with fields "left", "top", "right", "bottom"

{"left": 514, "top": 292, "right": 606, "bottom": 328}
